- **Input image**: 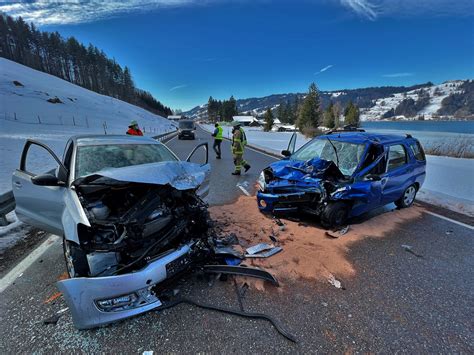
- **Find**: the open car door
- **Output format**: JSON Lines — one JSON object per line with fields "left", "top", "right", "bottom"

{"left": 186, "top": 142, "right": 210, "bottom": 199}
{"left": 12, "top": 140, "right": 68, "bottom": 236}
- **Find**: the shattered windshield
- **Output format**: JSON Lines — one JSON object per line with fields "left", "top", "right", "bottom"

{"left": 291, "top": 138, "right": 366, "bottom": 176}
{"left": 75, "top": 144, "right": 178, "bottom": 178}
{"left": 179, "top": 121, "right": 194, "bottom": 129}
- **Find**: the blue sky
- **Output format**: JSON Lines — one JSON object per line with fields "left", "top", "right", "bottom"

{"left": 1, "top": 1, "right": 473, "bottom": 110}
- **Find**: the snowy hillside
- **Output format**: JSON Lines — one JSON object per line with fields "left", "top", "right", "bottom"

{"left": 0, "top": 58, "right": 175, "bottom": 193}
{"left": 360, "top": 81, "right": 465, "bottom": 121}
{"left": 186, "top": 81, "right": 472, "bottom": 121}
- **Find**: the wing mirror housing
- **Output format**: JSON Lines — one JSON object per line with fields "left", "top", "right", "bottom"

{"left": 281, "top": 150, "right": 291, "bottom": 157}
{"left": 365, "top": 174, "right": 381, "bottom": 181}
{"left": 32, "top": 174, "right": 65, "bottom": 186}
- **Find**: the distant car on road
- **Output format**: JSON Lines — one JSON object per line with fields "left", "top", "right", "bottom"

{"left": 257, "top": 128, "right": 426, "bottom": 227}
{"left": 178, "top": 119, "right": 196, "bottom": 140}
{"left": 12, "top": 135, "right": 210, "bottom": 329}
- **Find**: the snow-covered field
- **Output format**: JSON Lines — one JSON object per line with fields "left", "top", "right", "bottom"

{"left": 0, "top": 58, "right": 175, "bottom": 193}
{"left": 202, "top": 124, "right": 473, "bottom": 216}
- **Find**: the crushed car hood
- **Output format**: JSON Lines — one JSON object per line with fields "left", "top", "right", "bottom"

{"left": 268, "top": 157, "right": 345, "bottom": 184}
{"left": 73, "top": 161, "right": 210, "bottom": 190}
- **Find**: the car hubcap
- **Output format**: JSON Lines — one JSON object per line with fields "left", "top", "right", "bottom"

{"left": 404, "top": 186, "right": 416, "bottom": 205}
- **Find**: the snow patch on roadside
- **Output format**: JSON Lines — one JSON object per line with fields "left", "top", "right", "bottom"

{"left": 0, "top": 212, "right": 30, "bottom": 253}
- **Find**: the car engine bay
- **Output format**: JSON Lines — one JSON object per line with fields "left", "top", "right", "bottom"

{"left": 75, "top": 182, "right": 210, "bottom": 276}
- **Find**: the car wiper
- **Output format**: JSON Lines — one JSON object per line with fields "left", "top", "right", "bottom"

{"left": 326, "top": 137, "right": 339, "bottom": 168}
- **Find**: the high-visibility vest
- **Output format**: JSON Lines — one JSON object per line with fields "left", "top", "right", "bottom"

{"left": 239, "top": 127, "right": 247, "bottom": 146}
{"left": 216, "top": 126, "right": 223, "bottom": 140}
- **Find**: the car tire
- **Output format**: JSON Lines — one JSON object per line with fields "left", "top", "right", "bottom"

{"left": 63, "top": 237, "right": 89, "bottom": 278}
{"left": 395, "top": 184, "right": 417, "bottom": 209}
{"left": 320, "top": 201, "right": 350, "bottom": 228}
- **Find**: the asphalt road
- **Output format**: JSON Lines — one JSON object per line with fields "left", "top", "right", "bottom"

{"left": 166, "top": 126, "right": 276, "bottom": 205}
{"left": 0, "top": 127, "right": 473, "bottom": 353}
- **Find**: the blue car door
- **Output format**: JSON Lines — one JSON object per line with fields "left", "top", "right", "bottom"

{"left": 381, "top": 144, "right": 412, "bottom": 204}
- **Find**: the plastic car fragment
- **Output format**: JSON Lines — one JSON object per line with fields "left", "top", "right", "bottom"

{"left": 203, "top": 265, "right": 279, "bottom": 286}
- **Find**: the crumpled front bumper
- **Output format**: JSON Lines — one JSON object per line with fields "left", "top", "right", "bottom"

{"left": 57, "top": 243, "right": 193, "bottom": 329}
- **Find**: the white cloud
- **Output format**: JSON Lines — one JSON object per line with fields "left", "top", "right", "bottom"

{"left": 340, "top": 0, "right": 377, "bottom": 20}
{"left": 315, "top": 64, "right": 334, "bottom": 75}
{"left": 170, "top": 84, "right": 188, "bottom": 91}
{"left": 0, "top": 0, "right": 195, "bottom": 25}
{"left": 382, "top": 72, "right": 414, "bottom": 78}
{"left": 339, "top": 0, "right": 474, "bottom": 20}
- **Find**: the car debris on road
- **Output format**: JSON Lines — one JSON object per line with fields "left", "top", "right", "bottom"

{"left": 325, "top": 225, "right": 350, "bottom": 239}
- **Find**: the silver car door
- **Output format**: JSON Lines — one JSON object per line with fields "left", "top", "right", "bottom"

{"left": 186, "top": 143, "right": 210, "bottom": 199}
{"left": 12, "top": 140, "right": 68, "bottom": 236}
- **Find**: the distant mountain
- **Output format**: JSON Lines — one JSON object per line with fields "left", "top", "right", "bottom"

{"left": 185, "top": 80, "right": 474, "bottom": 121}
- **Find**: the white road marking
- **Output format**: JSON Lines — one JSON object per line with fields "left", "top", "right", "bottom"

{"left": 424, "top": 211, "right": 474, "bottom": 231}
{"left": 0, "top": 234, "right": 60, "bottom": 293}
{"left": 237, "top": 185, "right": 251, "bottom": 197}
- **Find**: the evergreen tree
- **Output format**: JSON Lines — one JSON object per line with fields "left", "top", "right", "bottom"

{"left": 344, "top": 101, "right": 360, "bottom": 126}
{"left": 297, "top": 83, "right": 322, "bottom": 132}
{"left": 323, "top": 101, "right": 336, "bottom": 128}
{"left": 0, "top": 13, "right": 171, "bottom": 117}
{"left": 277, "top": 101, "right": 286, "bottom": 123}
{"left": 264, "top": 108, "right": 274, "bottom": 132}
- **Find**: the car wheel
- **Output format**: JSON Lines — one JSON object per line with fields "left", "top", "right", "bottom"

{"left": 395, "top": 184, "right": 417, "bottom": 208}
{"left": 63, "top": 237, "right": 89, "bottom": 278}
{"left": 320, "top": 201, "right": 350, "bottom": 228}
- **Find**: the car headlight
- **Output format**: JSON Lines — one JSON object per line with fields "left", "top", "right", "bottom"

{"left": 257, "top": 171, "right": 266, "bottom": 191}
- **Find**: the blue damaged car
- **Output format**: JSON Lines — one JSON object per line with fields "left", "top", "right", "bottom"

{"left": 256, "top": 128, "right": 426, "bottom": 228}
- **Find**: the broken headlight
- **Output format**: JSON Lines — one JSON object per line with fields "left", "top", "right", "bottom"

{"left": 257, "top": 171, "right": 266, "bottom": 191}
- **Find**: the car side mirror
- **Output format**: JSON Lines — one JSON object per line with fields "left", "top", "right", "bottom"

{"left": 32, "top": 173, "right": 65, "bottom": 186}
{"left": 281, "top": 150, "right": 291, "bottom": 157}
{"left": 365, "top": 174, "right": 381, "bottom": 181}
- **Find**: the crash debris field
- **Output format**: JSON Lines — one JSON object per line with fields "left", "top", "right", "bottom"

{"left": 210, "top": 195, "right": 424, "bottom": 289}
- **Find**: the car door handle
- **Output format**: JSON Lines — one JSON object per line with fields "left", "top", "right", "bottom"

{"left": 14, "top": 181, "right": 22, "bottom": 188}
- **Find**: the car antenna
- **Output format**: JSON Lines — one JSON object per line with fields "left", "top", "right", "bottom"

{"left": 326, "top": 136, "right": 339, "bottom": 168}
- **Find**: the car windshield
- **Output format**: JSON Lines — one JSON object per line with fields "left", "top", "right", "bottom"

{"left": 291, "top": 138, "right": 366, "bottom": 176}
{"left": 179, "top": 121, "right": 194, "bottom": 129}
{"left": 75, "top": 143, "right": 178, "bottom": 178}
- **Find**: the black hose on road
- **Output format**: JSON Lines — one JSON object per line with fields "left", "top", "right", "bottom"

{"left": 154, "top": 297, "right": 298, "bottom": 343}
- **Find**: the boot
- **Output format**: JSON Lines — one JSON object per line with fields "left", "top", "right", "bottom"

{"left": 232, "top": 171, "right": 241, "bottom": 176}
{"left": 244, "top": 164, "right": 251, "bottom": 172}
{"left": 216, "top": 155, "right": 221, "bottom": 159}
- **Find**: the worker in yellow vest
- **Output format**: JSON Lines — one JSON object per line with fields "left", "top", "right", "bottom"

{"left": 231, "top": 121, "right": 251, "bottom": 175}
{"left": 211, "top": 122, "right": 223, "bottom": 159}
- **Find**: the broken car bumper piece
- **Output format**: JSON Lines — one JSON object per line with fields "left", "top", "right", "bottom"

{"left": 57, "top": 243, "right": 193, "bottom": 330}
{"left": 203, "top": 265, "right": 279, "bottom": 286}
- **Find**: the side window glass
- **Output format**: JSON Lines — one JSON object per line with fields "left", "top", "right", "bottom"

{"left": 387, "top": 145, "right": 407, "bottom": 171}
{"left": 24, "top": 145, "right": 60, "bottom": 176}
{"left": 410, "top": 141, "right": 425, "bottom": 161}
{"left": 63, "top": 143, "right": 74, "bottom": 170}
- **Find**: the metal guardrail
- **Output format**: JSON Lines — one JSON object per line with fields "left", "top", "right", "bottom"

{"left": 0, "top": 130, "right": 178, "bottom": 227}
{"left": 153, "top": 129, "right": 178, "bottom": 143}
{"left": 0, "top": 190, "right": 15, "bottom": 226}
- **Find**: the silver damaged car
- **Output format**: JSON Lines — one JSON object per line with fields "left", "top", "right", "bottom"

{"left": 12, "top": 135, "right": 210, "bottom": 329}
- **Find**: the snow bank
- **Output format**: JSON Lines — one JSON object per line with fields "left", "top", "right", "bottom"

{"left": 0, "top": 58, "right": 175, "bottom": 193}
{"left": 201, "top": 124, "right": 473, "bottom": 216}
